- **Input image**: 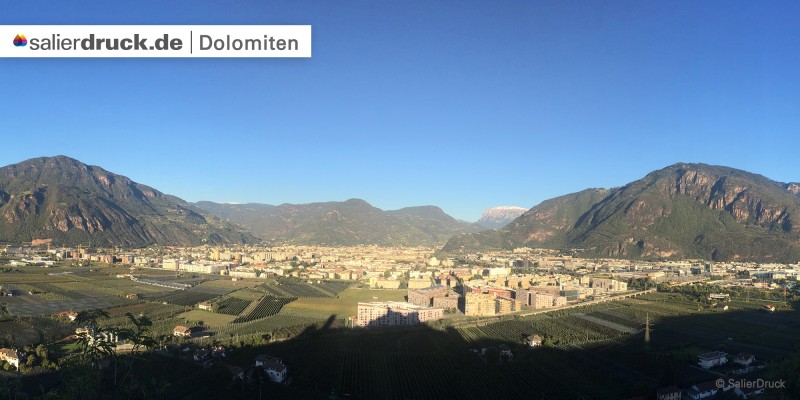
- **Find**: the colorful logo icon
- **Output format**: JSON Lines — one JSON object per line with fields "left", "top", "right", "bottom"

{"left": 13, "top": 34, "right": 27, "bottom": 47}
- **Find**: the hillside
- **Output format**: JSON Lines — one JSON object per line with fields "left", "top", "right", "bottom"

{"left": 0, "top": 156, "right": 257, "bottom": 247}
{"left": 195, "top": 200, "right": 479, "bottom": 246}
{"left": 444, "top": 163, "right": 800, "bottom": 262}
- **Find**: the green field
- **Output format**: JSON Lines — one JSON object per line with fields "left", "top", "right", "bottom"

{"left": 177, "top": 309, "right": 237, "bottom": 326}
{"left": 281, "top": 288, "right": 406, "bottom": 319}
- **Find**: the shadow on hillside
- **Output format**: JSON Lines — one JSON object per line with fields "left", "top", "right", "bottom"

{"left": 15, "top": 300, "right": 800, "bottom": 400}
{"left": 225, "top": 300, "right": 800, "bottom": 400}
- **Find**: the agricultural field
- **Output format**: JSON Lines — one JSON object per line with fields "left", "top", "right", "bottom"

{"left": 227, "top": 287, "right": 267, "bottom": 301}
{"left": 3, "top": 294, "right": 129, "bottom": 317}
{"left": 212, "top": 297, "right": 251, "bottom": 315}
{"left": 191, "top": 279, "right": 262, "bottom": 294}
{"left": 210, "top": 314, "right": 333, "bottom": 338}
{"left": 152, "top": 288, "right": 219, "bottom": 306}
{"left": 0, "top": 317, "right": 73, "bottom": 346}
{"left": 281, "top": 288, "right": 406, "bottom": 319}
{"left": 257, "top": 278, "right": 352, "bottom": 298}
{"left": 232, "top": 296, "right": 297, "bottom": 323}
{"left": 225, "top": 290, "right": 798, "bottom": 399}
{"left": 177, "top": 309, "right": 237, "bottom": 326}
{"left": 228, "top": 325, "right": 617, "bottom": 400}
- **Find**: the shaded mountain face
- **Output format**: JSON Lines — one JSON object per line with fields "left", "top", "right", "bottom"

{"left": 444, "top": 163, "right": 800, "bottom": 262}
{"left": 0, "top": 156, "right": 257, "bottom": 247}
{"left": 195, "top": 200, "right": 479, "bottom": 246}
{"left": 476, "top": 206, "right": 528, "bottom": 229}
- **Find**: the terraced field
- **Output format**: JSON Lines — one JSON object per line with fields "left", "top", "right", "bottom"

{"left": 213, "top": 297, "right": 251, "bottom": 315}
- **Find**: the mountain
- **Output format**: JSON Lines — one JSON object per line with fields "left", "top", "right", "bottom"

{"left": 0, "top": 156, "right": 257, "bottom": 247}
{"left": 444, "top": 163, "right": 800, "bottom": 262}
{"left": 195, "top": 199, "right": 479, "bottom": 246}
{"left": 786, "top": 182, "right": 800, "bottom": 197}
{"left": 476, "top": 206, "right": 528, "bottom": 229}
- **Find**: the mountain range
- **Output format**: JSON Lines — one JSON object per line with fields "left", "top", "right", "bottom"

{"left": 0, "top": 156, "right": 256, "bottom": 247}
{"left": 444, "top": 163, "right": 800, "bottom": 262}
{"left": 194, "top": 199, "right": 480, "bottom": 246}
{"left": 476, "top": 206, "right": 528, "bottom": 229}
{"left": 1, "top": 156, "right": 799, "bottom": 262}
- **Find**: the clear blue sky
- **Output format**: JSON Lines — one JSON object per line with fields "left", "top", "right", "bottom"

{"left": 2, "top": 1, "right": 799, "bottom": 221}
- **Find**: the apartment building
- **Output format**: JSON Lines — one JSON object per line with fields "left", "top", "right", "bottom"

{"left": 408, "top": 286, "right": 450, "bottom": 307}
{"left": 355, "top": 302, "right": 443, "bottom": 328}
{"left": 464, "top": 293, "right": 497, "bottom": 316}
{"left": 591, "top": 278, "right": 628, "bottom": 293}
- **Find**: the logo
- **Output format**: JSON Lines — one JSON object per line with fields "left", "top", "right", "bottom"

{"left": 13, "top": 34, "right": 27, "bottom": 47}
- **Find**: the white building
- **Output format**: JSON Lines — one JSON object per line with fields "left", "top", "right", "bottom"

{"left": 355, "top": 302, "right": 443, "bottom": 328}
{"left": 0, "top": 348, "right": 19, "bottom": 369}
{"left": 697, "top": 351, "right": 728, "bottom": 369}
{"left": 255, "top": 355, "right": 287, "bottom": 383}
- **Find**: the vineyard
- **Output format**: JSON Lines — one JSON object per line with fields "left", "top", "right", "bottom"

{"left": 458, "top": 314, "right": 628, "bottom": 347}
{"left": 257, "top": 278, "right": 352, "bottom": 298}
{"left": 99, "top": 303, "right": 185, "bottom": 328}
{"left": 226, "top": 326, "right": 616, "bottom": 400}
{"left": 213, "top": 297, "right": 251, "bottom": 315}
{"left": 153, "top": 289, "right": 219, "bottom": 306}
{"left": 210, "top": 314, "right": 333, "bottom": 338}
{"left": 232, "top": 296, "right": 297, "bottom": 323}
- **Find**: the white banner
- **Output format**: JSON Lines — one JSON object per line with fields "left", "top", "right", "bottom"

{"left": 0, "top": 25, "right": 311, "bottom": 58}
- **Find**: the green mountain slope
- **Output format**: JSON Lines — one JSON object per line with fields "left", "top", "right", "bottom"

{"left": 195, "top": 200, "right": 479, "bottom": 246}
{"left": 0, "top": 156, "right": 257, "bottom": 247}
{"left": 444, "top": 163, "right": 800, "bottom": 262}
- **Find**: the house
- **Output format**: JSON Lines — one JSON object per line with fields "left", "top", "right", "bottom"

{"left": 75, "top": 327, "right": 92, "bottom": 335}
{"left": 498, "top": 344, "right": 513, "bottom": 360}
{"left": 173, "top": 325, "right": 192, "bottom": 337}
{"left": 211, "top": 345, "right": 227, "bottom": 357}
{"left": 656, "top": 386, "right": 681, "bottom": 400}
{"left": 194, "top": 349, "right": 211, "bottom": 361}
{"left": 687, "top": 380, "right": 721, "bottom": 399}
{"left": 255, "top": 355, "right": 288, "bottom": 383}
{"left": 255, "top": 354, "right": 281, "bottom": 367}
{"left": 734, "top": 353, "right": 755, "bottom": 366}
{"left": 59, "top": 311, "right": 78, "bottom": 321}
{"left": 734, "top": 384, "right": 764, "bottom": 399}
{"left": 526, "top": 334, "right": 543, "bottom": 348}
{"left": 198, "top": 301, "right": 213, "bottom": 311}
{"left": 0, "top": 348, "right": 20, "bottom": 369}
{"left": 89, "top": 331, "right": 119, "bottom": 345}
{"left": 697, "top": 351, "right": 728, "bottom": 369}
{"left": 126, "top": 293, "right": 139, "bottom": 300}
{"left": 226, "top": 364, "right": 244, "bottom": 380}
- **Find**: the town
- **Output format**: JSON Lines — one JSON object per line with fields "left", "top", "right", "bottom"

{"left": 0, "top": 242, "right": 797, "bottom": 399}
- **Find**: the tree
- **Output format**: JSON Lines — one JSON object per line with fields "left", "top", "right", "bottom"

{"left": 74, "top": 308, "right": 111, "bottom": 330}
{"left": 117, "top": 312, "right": 157, "bottom": 355}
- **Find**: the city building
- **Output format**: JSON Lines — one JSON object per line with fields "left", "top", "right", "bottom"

{"left": 355, "top": 302, "right": 443, "bottom": 328}
{"left": 697, "top": 351, "right": 728, "bottom": 369}
{"left": 464, "top": 293, "right": 496, "bottom": 316}
{"left": 494, "top": 296, "right": 516, "bottom": 314}
{"left": 407, "top": 278, "right": 432, "bottom": 289}
{"left": 656, "top": 386, "right": 681, "bottom": 400}
{"left": 733, "top": 353, "right": 755, "bottom": 366}
{"left": 408, "top": 285, "right": 459, "bottom": 310}
{"left": 591, "top": 278, "right": 628, "bottom": 293}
